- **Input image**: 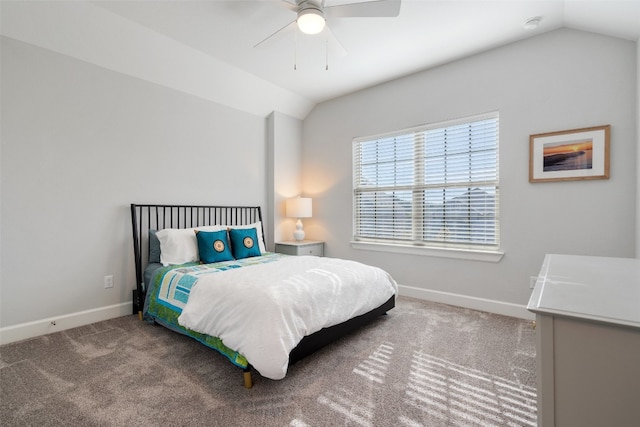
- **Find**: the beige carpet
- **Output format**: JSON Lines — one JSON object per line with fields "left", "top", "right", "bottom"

{"left": 1, "top": 297, "right": 537, "bottom": 426}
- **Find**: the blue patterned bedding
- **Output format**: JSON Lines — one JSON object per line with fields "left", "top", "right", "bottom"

{"left": 143, "top": 252, "right": 285, "bottom": 368}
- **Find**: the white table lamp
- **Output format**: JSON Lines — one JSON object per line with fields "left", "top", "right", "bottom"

{"left": 286, "top": 197, "right": 312, "bottom": 242}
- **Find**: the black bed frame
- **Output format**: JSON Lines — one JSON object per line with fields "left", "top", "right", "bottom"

{"left": 130, "top": 204, "right": 265, "bottom": 316}
{"left": 130, "top": 203, "right": 394, "bottom": 387}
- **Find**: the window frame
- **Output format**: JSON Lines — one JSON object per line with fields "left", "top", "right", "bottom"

{"left": 351, "top": 112, "right": 503, "bottom": 262}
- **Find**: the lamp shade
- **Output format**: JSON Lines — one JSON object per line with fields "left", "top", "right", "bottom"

{"left": 286, "top": 198, "right": 312, "bottom": 218}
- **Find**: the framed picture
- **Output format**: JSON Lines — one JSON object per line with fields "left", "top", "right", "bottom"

{"left": 529, "top": 125, "right": 610, "bottom": 183}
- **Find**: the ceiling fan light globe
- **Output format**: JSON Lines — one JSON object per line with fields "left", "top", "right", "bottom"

{"left": 297, "top": 9, "right": 325, "bottom": 35}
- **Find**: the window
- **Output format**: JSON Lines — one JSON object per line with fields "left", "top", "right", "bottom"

{"left": 353, "top": 113, "right": 499, "bottom": 254}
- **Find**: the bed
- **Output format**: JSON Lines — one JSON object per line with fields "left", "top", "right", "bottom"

{"left": 130, "top": 204, "right": 396, "bottom": 387}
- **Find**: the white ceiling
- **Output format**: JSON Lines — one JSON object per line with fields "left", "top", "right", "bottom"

{"left": 2, "top": 1, "right": 637, "bottom": 118}
{"left": 92, "top": 0, "right": 640, "bottom": 105}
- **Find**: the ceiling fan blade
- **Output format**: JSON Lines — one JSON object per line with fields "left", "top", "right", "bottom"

{"left": 254, "top": 20, "right": 297, "bottom": 49}
{"left": 279, "top": 0, "right": 299, "bottom": 12}
{"left": 325, "top": 0, "right": 401, "bottom": 18}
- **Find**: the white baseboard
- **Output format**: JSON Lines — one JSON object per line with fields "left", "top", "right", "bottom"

{"left": 0, "top": 302, "right": 133, "bottom": 345}
{"left": 398, "top": 284, "right": 535, "bottom": 320}
{"left": 0, "top": 289, "right": 533, "bottom": 345}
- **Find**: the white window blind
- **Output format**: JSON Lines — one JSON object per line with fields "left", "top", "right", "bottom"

{"left": 353, "top": 113, "right": 499, "bottom": 250}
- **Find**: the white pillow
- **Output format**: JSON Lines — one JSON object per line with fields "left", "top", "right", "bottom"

{"left": 156, "top": 228, "right": 198, "bottom": 266}
{"left": 196, "top": 225, "right": 226, "bottom": 232}
{"left": 227, "top": 221, "right": 266, "bottom": 254}
{"left": 156, "top": 225, "right": 227, "bottom": 266}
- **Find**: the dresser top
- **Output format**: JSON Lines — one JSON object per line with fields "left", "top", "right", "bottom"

{"left": 527, "top": 254, "right": 640, "bottom": 328}
{"left": 276, "top": 240, "right": 323, "bottom": 247}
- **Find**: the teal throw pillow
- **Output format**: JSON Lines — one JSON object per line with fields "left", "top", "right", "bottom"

{"left": 196, "top": 230, "right": 234, "bottom": 263}
{"left": 229, "top": 227, "right": 261, "bottom": 259}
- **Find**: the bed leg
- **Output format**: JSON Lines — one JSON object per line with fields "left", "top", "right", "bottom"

{"left": 243, "top": 368, "right": 253, "bottom": 389}
{"left": 138, "top": 311, "right": 143, "bottom": 321}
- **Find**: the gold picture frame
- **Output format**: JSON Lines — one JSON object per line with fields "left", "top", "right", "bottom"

{"left": 529, "top": 125, "right": 610, "bottom": 183}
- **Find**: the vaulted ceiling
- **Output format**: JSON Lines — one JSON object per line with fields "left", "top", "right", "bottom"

{"left": 2, "top": 1, "right": 639, "bottom": 119}
{"left": 92, "top": 0, "right": 640, "bottom": 102}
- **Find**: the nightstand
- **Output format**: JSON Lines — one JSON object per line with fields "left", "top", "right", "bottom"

{"left": 275, "top": 240, "right": 324, "bottom": 257}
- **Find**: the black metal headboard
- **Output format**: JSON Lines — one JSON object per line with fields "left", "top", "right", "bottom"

{"left": 130, "top": 204, "right": 263, "bottom": 318}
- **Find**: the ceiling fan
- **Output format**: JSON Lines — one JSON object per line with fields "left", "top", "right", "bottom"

{"left": 254, "top": 0, "right": 402, "bottom": 52}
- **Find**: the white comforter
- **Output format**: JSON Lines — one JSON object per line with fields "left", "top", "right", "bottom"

{"left": 177, "top": 256, "right": 397, "bottom": 380}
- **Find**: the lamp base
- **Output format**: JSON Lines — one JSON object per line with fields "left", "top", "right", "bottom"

{"left": 293, "top": 218, "right": 305, "bottom": 242}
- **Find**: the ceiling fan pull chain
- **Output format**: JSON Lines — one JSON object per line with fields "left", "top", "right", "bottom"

{"left": 325, "top": 32, "right": 329, "bottom": 70}
{"left": 294, "top": 28, "right": 298, "bottom": 70}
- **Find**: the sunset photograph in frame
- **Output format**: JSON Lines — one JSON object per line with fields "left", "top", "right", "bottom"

{"left": 529, "top": 125, "right": 610, "bottom": 183}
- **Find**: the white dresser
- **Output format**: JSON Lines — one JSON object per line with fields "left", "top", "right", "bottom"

{"left": 527, "top": 254, "right": 640, "bottom": 427}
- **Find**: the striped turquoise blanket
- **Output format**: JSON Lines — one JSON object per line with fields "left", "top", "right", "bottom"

{"left": 144, "top": 252, "right": 285, "bottom": 368}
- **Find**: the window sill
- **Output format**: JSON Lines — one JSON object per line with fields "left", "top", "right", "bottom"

{"left": 350, "top": 241, "right": 504, "bottom": 263}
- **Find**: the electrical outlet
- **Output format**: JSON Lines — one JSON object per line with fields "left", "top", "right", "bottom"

{"left": 104, "top": 275, "right": 114, "bottom": 289}
{"left": 530, "top": 276, "right": 538, "bottom": 289}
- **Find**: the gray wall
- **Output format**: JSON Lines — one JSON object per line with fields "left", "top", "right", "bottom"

{"left": 637, "top": 38, "right": 640, "bottom": 259}
{"left": 302, "top": 29, "right": 637, "bottom": 308}
{"left": 1, "top": 37, "right": 268, "bottom": 327}
{"left": 1, "top": 27, "right": 637, "bottom": 331}
{"left": 267, "top": 111, "right": 304, "bottom": 247}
